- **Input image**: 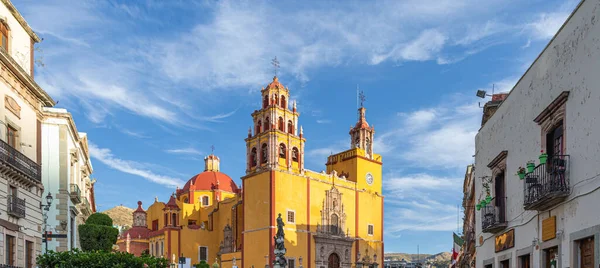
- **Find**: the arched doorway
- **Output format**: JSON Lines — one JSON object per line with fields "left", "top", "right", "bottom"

{"left": 328, "top": 253, "right": 340, "bottom": 268}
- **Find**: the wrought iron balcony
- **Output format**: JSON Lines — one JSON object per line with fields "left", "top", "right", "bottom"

{"left": 523, "top": 155, "right": 570, "bottom": 211}
{"left": 69, "top": 183, "right": 81, "bottom": 204}
{"left": 81, "top": 197, "right": 92, "bottom": 215}
{"left": 0, "top": 138, "right": 41, "bottom": 183}
{"left": 7, "top": 195, "right": 25, "bottom": 218}
{"left": 481, "top": 197, "right": 507, "bottom": 233}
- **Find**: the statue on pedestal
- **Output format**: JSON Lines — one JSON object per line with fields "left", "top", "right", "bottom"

{"left": 273, "top": 213, "right": 287, "bottom": 268}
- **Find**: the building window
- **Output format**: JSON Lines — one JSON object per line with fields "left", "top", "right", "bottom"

{"left": 287, "top": 210, "right": 295, "bottom": 224}
{"left": 287, "top": 120, "right": 293, "bottom": 134}
{"left": 188, "top": 220, "right": 197, "bottom": 226}
{"left": 25, "top": 240, "right": 33, "bottom": 268}
{"left": 546, "top": 121, "right": 564, "bottom": 159}
{"left": 250, "top": 147, "right": 257, "bottom": 167}
{"left": 202, "top": 196, "right": 209, "bottom": 206}
{"left": 292, "top": 147, "right": 299, "bottom": 162}
{"left": 367, "top": 224, "right": 374, "bottom": 236}
{"left": 256, "top": 121, "right": 261, "bottom": 135}
{"left": 281, "top": 96, "right": 286, "bottom": 109}
{"left": 0, "top": 22, "right": 8, "bottom": 51}
{"left": 278, "top": 117, "right": 284, "bottom": 131}
{"left": 160, "top": 241, "right": 163, "bottom": 257}
{"left": 70, "top": 216, "right": 75, "bottom": 249}
{"left": 152, "top": 220, "right": 159, "bottom": 231}
{"left": 7, "top": 125, "right": 17, "bottom": 148}
{"left": 264, "top": 117, "right": 270, "bottom": 131}
{"left": 519, "top": 254, "right": 530, "bottom": 268}
{"left": 164, "top": 213, "right": 168, "bottom": 226}
{"left": 199, "top": 246, "right": 208, "bottom": 261}
{"left": 288, "top": 258, "right": 295, "bottom": 268}
{"left": 171, "top": 213, "right": 177, "bottom": 226}
{"left": 261, "top": 143, "right": 268, "bottom": 163}
{"left": 330, "top": 214, "right": 339, "bottom": 234}
{"left": 279, "top": 143, "right": 286, "bottom": 159}
{"left": 263, "top": 95, "right": 269, "bottom": 108}
{"left": 183, "top": 196, "right": 189, "bottom": 203}
{"left": 274, "top": 94, "right": 279, "bottom": 106}
{"left": 6, "top": 234, "right": 14, "bottom": 265}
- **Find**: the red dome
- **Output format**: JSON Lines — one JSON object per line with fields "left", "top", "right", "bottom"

{"left": 181, "top": 171, "right": 238, "bottom": 193}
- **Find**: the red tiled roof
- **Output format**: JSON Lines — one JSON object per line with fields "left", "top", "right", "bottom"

{"left": 134, "top": 201, "right": 146, "bottom": 213}
{"left": 121, "top": 226, "right": 150, "bottom": 240}
{"left": 164, "top": 195, "right": 179, "bottom": 209}
{"left": 265, "top": 76, "right": 284, "bottom": 90}
{"left": 181, "top": 171, "right": 238, "bottom": 193}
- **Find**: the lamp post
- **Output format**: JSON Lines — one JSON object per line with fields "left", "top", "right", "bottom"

{"left": 41, "top": 192, "right": 53, "bottom": 253}
{"left": 372, "top": 254, "right": 379, "bottom": 268}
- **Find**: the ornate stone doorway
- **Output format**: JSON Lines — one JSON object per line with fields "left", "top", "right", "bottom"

{"left": 328, "top": 253, "right": 340, "bottom": 268}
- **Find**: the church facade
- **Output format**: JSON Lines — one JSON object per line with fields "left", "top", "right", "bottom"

{"left": 117, "top": 76, "right": 384, "bottom": 268}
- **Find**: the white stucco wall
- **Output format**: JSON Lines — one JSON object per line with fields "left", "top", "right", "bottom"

{"left": 0, "top": 2, "right": 34, "bottom": 76}
{"left": 474, "top": 0, "right": 600, "bottom": 267}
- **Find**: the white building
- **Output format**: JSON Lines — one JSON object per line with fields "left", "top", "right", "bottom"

{"left": 0, "top": 0, "right": 55, "bottom": 266}
{"left": 474, "top": 0, "right": 600, "bottom": 268}
{"left": 41, "top": 107, "right": 95, "bottom": 253}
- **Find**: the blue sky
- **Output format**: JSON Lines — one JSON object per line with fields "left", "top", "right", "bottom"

{"left": 15, "top": 0, "right": 578, "bottom": 254}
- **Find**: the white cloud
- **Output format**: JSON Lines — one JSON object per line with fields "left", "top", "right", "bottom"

{"left": 121, "top": 129, "right": 149, "bottom": 139}
{"left": 316, "top": 119, "right": 331, "bottom": 124}
{"left": 527, "top": 12, "right": 570, "bottom": 40}
{"left": 88, "top": 142, "right": 185, "bottom": 188}
{"left": 165, "top": 148, "right": 202, "bottom": 155}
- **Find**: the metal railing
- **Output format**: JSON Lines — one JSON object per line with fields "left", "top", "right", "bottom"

{"left": 523, "top": 155, "right": 570, "bottom": 210}
{"left": 7, "top": 195, "right": 25, "bottom": 218}
{"left": 481, "top": 197, "right": 507, "bottom": 233}
{"left": 69, "top": 184, "right": 81, "bottom": 204}
{"left": 0, "top": 139, "right": 41, "bottom": 182}
{"left": 81, "top": 197, "right": 92, "bottom": 215}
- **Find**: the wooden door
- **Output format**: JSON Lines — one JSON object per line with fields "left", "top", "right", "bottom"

{"left": 328, "top": 253, "right": 340, "bottom": 268}
{"left": 520, "top": 255, "right": 530, "bottom": 268}
{"left": 580, "top": 237, "right": 594, "bottom": 268}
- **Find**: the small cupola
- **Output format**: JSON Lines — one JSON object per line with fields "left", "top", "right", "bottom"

{"left": 204, "top": 154, "right": 220, "bottom": 172}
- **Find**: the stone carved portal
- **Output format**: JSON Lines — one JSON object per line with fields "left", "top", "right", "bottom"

{"left": 314, "top": 186, "right": 353, "bottom": 268}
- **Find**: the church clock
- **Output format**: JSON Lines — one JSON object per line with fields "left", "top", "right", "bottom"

{"left": 366, "top": 172, "right": 374, "bottom": 185}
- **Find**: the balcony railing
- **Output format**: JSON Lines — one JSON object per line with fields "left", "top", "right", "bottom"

{"left": 7, "top": 195, "right": 25, "bottom": 218}
{"left": 81, "top": 197, "right": 92, "bottom": 215}
{"left": 69, "top": 184, "right": 81, "bottom": 204}
{"left": 523, "top": 155, "right": 570, "bottom": 211}
{"left": 0, "top": 139, "right": 41, "bottom": 182}
{"left": 481, "top": 197, "right": 507, "bottom": 233}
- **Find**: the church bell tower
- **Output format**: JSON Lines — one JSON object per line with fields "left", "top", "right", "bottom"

{"left": 244, "top": 76, "right": 306, "bottom": 174}
{"left": 349, "top": 92, "right": 375, "bottom": 159}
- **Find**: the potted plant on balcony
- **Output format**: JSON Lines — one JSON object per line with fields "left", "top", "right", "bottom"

{"left": 539, "top": 150, "right": 548, "bottom": 165}
{"left": 527, "top": 160, "right": 536, "bottom": 173}
{"left": 485, "top": 195, "right": 492, "bottom": 204}
{"left": 516, "top": 166, "right": 526, "bottom": 179}
{"left": 476, "top": 203, "right": 481, "bottom": 211}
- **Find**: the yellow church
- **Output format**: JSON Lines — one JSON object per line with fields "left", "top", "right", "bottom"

{"left": 117, "top": 76, "right": 384, "bottom": 268}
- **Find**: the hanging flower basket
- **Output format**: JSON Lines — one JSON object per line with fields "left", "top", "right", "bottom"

{"left": 539, "top": 150, "right": 548, "bottom": 165}
{"left": 527, "top": 162, "right": 536, "bottom": 173}
{"left": 517, "top": 166, "right": 526, "bottom": 179}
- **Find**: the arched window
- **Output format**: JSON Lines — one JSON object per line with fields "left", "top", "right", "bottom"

{"left": 287, "top": 120, "right": 293, "bottom": 134}
{"left": 366, "top": 137, "right": 372, "bottom": 154}
{"left": 160, "top": 241, "right": 164, "bottom": 256}
{"left": 250, "top": 147, "right": 257, "bottom": 167}
{"left": 151, "top": 243, "right": 154, "bottom": 256}
{"left": 256, "top": 120, "right": 261, "bottom": 134}
{"left": 263, "top": 95, "right": 269, "bottom": 108}
{"left": 278, "top": 117, "right": 284, "bottom": 131}
{"left": 355, "top": 137, "right": 360, "bottom": 148}
{"left": 330, "top": 214, "right": 339, "bottom": 234}
{"left": 261, "top": 143, "right": 268, "bottom": 163}
{"left": 202, "top": 196, "right": 209, "bottom": 206}
{"left": 279, "top": 143, "right": 287, "bottom": 159}
{"left": 171, "top": 213, "right": 177, "bottom": 226}
{"left": 156, "top": 242, "right": 160, "bottom": 256}
{"left": 183, "top": 196, "right": 189, "bottom": 203}
{"left": 264, "top": 117, "right": 270, "bottom": 131}
{"left": 281, "top": 96, "right": 286, "bottom": 109}
{"left": 292, "top": 147, "right": 299, "bottom": 162}
{"left": 274, "top": 94, "right": 279, "bottom": 106}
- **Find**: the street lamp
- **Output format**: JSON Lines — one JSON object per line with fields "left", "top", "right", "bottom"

{"left": 41, "top": 192, "right": 53, "bottom": 253}
{"left": 372, "top": 254, "right": 379, "bottom": 268}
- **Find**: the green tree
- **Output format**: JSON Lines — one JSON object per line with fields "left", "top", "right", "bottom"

{"left": 78, "top": 213, "right": 119, "bottom": 251}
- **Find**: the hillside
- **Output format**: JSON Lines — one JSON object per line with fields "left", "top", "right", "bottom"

{"left": 103, "top": 205, "right": 134, "bottom": 227}
{"left": 385, "top": 252, "right": 451, "bottom": 266}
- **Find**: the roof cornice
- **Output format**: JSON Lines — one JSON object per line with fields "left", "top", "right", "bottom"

{"left": 1, "top": 0, "right": 41, "bottom": 42}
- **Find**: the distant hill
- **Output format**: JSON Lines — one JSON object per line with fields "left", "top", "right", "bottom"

{"left": 103, "top": 205, "right": 134, "bottom": 229}
{"left": 385, "top": 252, "right": 451, "bottom": 266}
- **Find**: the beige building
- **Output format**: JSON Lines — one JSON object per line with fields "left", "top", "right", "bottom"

{"left": 42, "top": 107, "right": 96, "bottom": 253}
{"left": 0, "top": 0, "right": 55, "bottom": 267}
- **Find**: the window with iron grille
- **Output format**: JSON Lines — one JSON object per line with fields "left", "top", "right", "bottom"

{"left": 199, "top": 246, "right": 208, "bottom": 261}
{"left": 368, "top": 224, "right": 374, "bottom": 236}
{"left": 287, "top": 211, "right": 295, "bottom": 224}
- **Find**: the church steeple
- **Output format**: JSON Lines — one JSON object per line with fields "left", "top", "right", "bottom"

{"left": 245, "top": 75, "right": 305, "bottom": 174}
{"left": 350, "top": 91, "right": 375, "bottom": 158}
